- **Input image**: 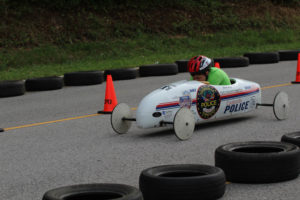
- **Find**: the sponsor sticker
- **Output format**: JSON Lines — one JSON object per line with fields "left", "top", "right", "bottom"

{"left": 179, "top": 90, "right": 192, "bottom": 108}
{"left": 249, "top": 96, "right": 256, "bottom": 109}
{"left": 196, "top": 85, "right": 221, "bottom": 119}
{"left": 162, "top": 110, "right": 173, "bottom": 120}
{"left": 220, "top": 89, "right": 242, "bottom": 96}
{"left": 226, "top": 99, "right": 242, "bottom": 106}
{"left": 222, "top": 86, "right": 232, "bottom": 89}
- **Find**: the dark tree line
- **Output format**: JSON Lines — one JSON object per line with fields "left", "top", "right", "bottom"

{"left": 1, "top": 0, "right": 299, "bottom": 12}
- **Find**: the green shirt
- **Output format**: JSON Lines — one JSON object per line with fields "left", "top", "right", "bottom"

{"left": 190, "top": 67, "right": 231, "bottom": 85}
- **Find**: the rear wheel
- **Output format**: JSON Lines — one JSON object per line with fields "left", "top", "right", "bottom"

{"left": 273, "top": 91, "right": 289, "bottom": 120}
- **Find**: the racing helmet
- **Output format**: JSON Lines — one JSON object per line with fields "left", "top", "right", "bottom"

{"left": 188, "top": 55, "right": 213, "bottom": 74}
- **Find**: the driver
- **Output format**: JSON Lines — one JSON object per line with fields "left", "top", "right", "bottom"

{"left": 188, "top": 55, "right": 231, "bottom": 85}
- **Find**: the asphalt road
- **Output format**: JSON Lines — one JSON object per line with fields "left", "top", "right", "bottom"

{"left": 0, "top": 60, "right": 299, "bottom": 200}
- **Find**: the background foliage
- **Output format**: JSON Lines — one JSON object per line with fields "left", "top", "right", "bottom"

{"left": 0, "top": 0, "right": 300, "bottom": 80}
{"left": 1, "top": 0, "right": 300, "bottom": 48}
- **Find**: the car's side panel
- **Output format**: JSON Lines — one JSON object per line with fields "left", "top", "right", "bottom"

{"left": 136, "top": 78, "right": 261, "bottom": 129}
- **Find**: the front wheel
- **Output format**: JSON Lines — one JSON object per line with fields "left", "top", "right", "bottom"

{"left": 111, "top": 103, "right": 133, "bottom": 134}
{"left": 173, "top": 107, "right": 195, "bottom": 140}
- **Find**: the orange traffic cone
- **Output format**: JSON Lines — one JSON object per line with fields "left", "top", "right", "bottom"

{"left": 214, "top": 62, "right": 220, "bottom": 68}
{"left": 98, "top": 75, "right": 118, "bottom": 114}
{"left": 292, "top": 53, "right": 300, "bottom": 84}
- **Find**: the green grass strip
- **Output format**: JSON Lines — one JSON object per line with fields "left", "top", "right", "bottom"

{"left": 1, "top": 29, "right": 300, "bottom": 80}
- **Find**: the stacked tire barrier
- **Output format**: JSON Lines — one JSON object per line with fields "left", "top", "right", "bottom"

{"left": 104, "top": 68, "right": 138, "bottom": 80}
{"left": 279, "top": 50, "right": 300, "bottom": 61}
{"left": 175, "top": 60, "right": 189, "bottom": 72}
{"left": 42, "top": 165, "right": 226, "bottom": 200}
{"left": 281, "top": 131, "right": 300, "bottom": 147}
{"left": 244, "top": 52, "right": 280, "bottom": 64}
{"left": 139, "top": 164, "right": 226, "bottom": 200}
{"left": 25, "top": 76, "right": 63, "bottom": 91}
{"left": 1, "top": 49, "right": 299, "bottom": 99}
{"left": 42, "top": 184, "right": 143, "bottom": 200}
{"left": 213, "top": 57, "right": 249, "bottom": 68}
{"left": 215, "top": 141, "right": 300, "bottom": 183}
{"left": 43, "top": 137, "right": 300, "bottom": 199}
{"left": 64, "top": 71, "right": 104, "bottom": 86}
{"left": 0, "top": 80, "right": 25, "bottom": 97}
{"left": 139, "top": 64, "right": 178, "bottom": 77}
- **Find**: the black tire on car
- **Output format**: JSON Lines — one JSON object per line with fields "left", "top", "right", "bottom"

{"left": 0, "top": 80, "right": 25, "bottom": 98}
{"left": 281, "top": 131, "right": 300, "bottom": 147}
{"left": 139, "top": 164, "right": 226, "bottom": 200}
{"left": 243, "top": 52, "right": 279, "bottom": 64}
{"left": 175, "top": 60, "right": 189, "bottom": 72}
{"left": 25, "top": 76, "right": 63, "bottom": 91}
{"left": 215, "top": 141, "right": 300, "bottom": 183}
{"left": 64, "top": 71, "right": 104, "bottom": 86}
{"left": 278, "top": 50, "right": 300, "bottom": 61}
{"left": 139, "top": 64, "right": 178, "bottom": 77}
{"left": 104, "top": 68, "right": 138, "bottom": 80}
{"left": 42, "top": 183, "right": 143, "bottom": 200}
{"left": 213, "top": 57, "right": 249, "bottom": 68}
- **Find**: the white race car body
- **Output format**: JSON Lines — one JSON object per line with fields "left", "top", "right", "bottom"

{"left": 136, "top": 78, "right": 261, "bottom": 129}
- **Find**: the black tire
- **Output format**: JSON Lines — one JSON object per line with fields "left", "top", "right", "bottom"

{"left": 281, "top": 131, "right": 300, "bottom": 147}
{"left": 175, "top": 60, "right": 189, "bottom": 72}
{"left": 243, "top": 52, "right": 279, "bottom": 64}
{"left": 25, "top": 76, "right": 63, "bottom": 91}
{"left": 64, "top": 71, "right": 104, "bottom": 86}
{"left": 278, "top": 50, "right": 300, "bottom": 61}
{"left": 42, "top": 183, "right": 143, "bottom": 200}
{"left": 0, "top": 80, "right": 25, "bottom": 98}
{"left": 139, "top": 64, "right": 178, "bottom": 77}
{"left": 139, "top": 164, "right": 226, "bottom": 200}
{"left": 213, "top": 57, "right": 249, "bottom": 68}
{"left": 215, "top": 141, "right": 300, "bottom": 183}
{"left": 104, "top": 68, "right": 138, "bottom": 80}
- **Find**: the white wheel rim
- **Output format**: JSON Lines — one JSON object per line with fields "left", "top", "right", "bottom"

{"left": 174, "top": 108, "right": 195, "bottom": 140}
{"left": 273, "top": 91, "right": 289, "bottom": 120}
{"left": 111, "top": 103, "right": 132, "bottom": 134}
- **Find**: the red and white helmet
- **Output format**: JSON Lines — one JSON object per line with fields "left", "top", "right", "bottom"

{"left": 188, "top": 55, "right": 212, "bottom": 73}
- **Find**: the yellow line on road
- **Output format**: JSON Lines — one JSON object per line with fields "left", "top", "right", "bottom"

{"left": 4, "top": 114, "right": 100, "bottom": 131}
{"left": 3, "top": 107, "right": 138, "bottom": 131}
{"left": 1, "top": 83, "right": 293, "bottom": 131}
{"left": 261, "top": 83, "right": 292, "bottom": 90}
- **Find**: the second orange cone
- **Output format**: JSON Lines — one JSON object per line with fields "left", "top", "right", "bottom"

{"left": 98, "top": 75, "right": 118, "bottom": 114}
{"left": 292, "top": 53, "right": 300, "bottom": 84}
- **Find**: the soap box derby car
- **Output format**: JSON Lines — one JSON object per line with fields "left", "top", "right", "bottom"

{"left": 111, "top": 78, "right": 289, "bottom": 140}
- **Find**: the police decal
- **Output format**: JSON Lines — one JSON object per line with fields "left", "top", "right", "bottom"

{"left": 224, "top": 100, "right": 249, "bottom": 113}
{"left": 196, "top": 85, "right": 221, "bottom": 119}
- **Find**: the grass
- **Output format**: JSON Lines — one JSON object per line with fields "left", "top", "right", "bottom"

{"left": 1, "top": 29, "right": 300, "bottom": 80}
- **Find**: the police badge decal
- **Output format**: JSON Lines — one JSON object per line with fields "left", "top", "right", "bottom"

{"left": 196, "top": 85, "right": 221, "bottom": 119}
